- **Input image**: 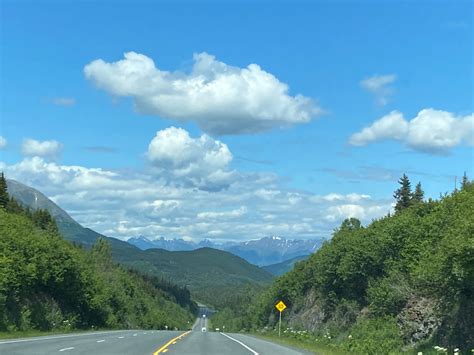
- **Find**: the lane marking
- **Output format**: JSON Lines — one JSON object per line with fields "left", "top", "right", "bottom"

{"left": 220, "top": 332, "right": 259, "bottom": 355}
{"left": 153, "top": 331, "right": 191, "bottom": 355}
{"left": 0, "top": 331, "right": 131, "bottom": 345}
{"left": 118, "top": 336, "right": 125, "bottom": 339}
{"left": 59, "top": 347, "right": 75, "bottom": 352}
{"left": 133, "top": 334, "right": 138, "bottom": 336}
{"left": 97, "top": 340, "right": 105, "bottom": 343}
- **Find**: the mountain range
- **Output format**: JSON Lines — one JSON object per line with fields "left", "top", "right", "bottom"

{"left": 128, "top": 235, "right": 324, "bottom": 266}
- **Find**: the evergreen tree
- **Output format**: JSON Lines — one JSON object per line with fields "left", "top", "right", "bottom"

{"left": 0, "top": 172, "right": 8, "bottom": 209}
{"left": 412, "top": 182, "right": 424, "bottom": 203}
{"left": 92, "top": 238, "right": 112, "bottom": 262}
{"left": 340, "top": 218, "right": 362, "bottom": 231}
{"left": 6, "top": 197, "right": 24, "bottom": 214}
{"left": 32, "top": 209, "right": 59, "bottom": 233}
{"left": 461, "top": 172, "right": 470, "bottom": 190}
{"left": 394, "top": 174, "right": 412, "bottom": 213}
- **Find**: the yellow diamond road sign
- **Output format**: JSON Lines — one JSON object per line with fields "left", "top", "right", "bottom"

{"left": 275, "top": 301, "right": 287, "bottom": 312}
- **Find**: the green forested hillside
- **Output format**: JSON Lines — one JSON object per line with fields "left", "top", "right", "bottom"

{"left": 262, "top": 255, "right": 309, "bottom": 276}
{"left": 216, "top": 177, "right": 474, "bottom": 353}
{"left": 0, "top": 176, "right": 196, "bottom": 333}
{"left": 113, "top": 246, "right": 273, "bottom": 309}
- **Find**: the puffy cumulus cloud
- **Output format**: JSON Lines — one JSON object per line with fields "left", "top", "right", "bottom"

{"left": 349, "top": 109, "right": 474, "bottom": 154}
{"left": 147, "top": 127, "right": 235, "bottom": 191}
{"left": 349, "top": 111, "right": 407, "bottom": 146}
{"left": 360, "top": 74, "right": 396, "bottom": 106}
{"left": 84, "top": 52, "right": 321, "bottom": 135}
{"left": 22, "top": 139, "right": 63, "bottom": 159}
{"left": 0, "top": 136, "right": 7, "bottom": 149}
{"left": 1, "top": 156, "right": 391, "bottom": 243}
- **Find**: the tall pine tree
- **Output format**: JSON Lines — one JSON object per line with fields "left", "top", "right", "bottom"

{"left": 0, "top": 172, "right": 9, "bottom": 209}
{"left": 412, "top": 182, "right": 424, "bottom": 203}
{"left": 394, "top": 174, "right": 412, "bottom": 213}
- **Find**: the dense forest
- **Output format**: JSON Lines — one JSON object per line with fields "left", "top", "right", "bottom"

{"left": 112, "top": 245, "right": 273, "bottom": 310}
{"left": 212, "top": 174, "right": 474, "bottom": 353}
{"left": 0, "top": 173, "right": 197, "bottom": 333}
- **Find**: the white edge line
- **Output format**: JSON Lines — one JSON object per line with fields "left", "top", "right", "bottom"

{"left": 0, "top": 331, "right": 132, "bottom": 345}
{"left": 59, "top": 347, "right": 75, "bottom": 352}
{"left": 220, "top": 332, "right": 259, "bottom": 355}
{"left": 97, "top": 340, "right": 105, "bottom": 343}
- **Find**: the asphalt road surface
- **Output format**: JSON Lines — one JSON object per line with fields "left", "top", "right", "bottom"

{"left": 0, "top": 314, "right": 311, "bottom": 355}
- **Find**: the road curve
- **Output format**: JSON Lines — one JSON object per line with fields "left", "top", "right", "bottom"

{"left": 0, "top": 328, "right": 311, "bottom": 355}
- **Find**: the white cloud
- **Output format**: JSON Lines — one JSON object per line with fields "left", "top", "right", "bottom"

{"left": 2, "top": 156, "right": 391, "bottom": 242}
{"left": 0, "top": 136, "right": 7, "bottom": 149}
{"left": 21, "top": 139, "right": 63, "bottom": 159}
{"left": 254, "top": 189, "right": 281, "bottom": 200}
{"left": 326, "top": 203, "right": 392, "bottom": 222}
{"left": 406, "top": 110, "right": 473, "bottom": 153}
{"left": 349, "top": 109, "right": 474, "bottom": 154}
{"left": 2, "top": 153, "right": 390, "bottom": 243}
{"left": 197, "top": 207, "right": 247, "bottom": 220}
{"left": 51, "top": 97, "right": 76, "bottom": 106}
{"left": 360, "top": 74, "right": 396, "bottom": 106}
{"left": 311, "top": 193, "right": 371, "bottom": 203}
{"left": 147, "top": 127, "right": 235, "bottom": 191}
{"left": 84, "top": 52, "right": 321, "bottom": 135}
{"left": 349, "top": 111, "right": 408, "bottom": 146}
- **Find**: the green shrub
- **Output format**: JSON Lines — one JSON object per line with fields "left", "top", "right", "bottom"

{"left": 341, "top": 317, "right": 404, "bottom": 354}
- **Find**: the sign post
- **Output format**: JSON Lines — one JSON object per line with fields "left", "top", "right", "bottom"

{"left": 275, "top": 300, "right": 287, "bottom": 338}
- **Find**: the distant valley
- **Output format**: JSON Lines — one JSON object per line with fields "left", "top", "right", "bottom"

{"left": 128, "top": 235, "right": 324, "bottom": 266}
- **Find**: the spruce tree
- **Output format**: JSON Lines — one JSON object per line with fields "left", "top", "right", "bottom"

{"left": 0, "top": 172, "right": 9, "bottom": 209}
{"left": 412, "top": 182, "right": 424, "bottom": 203}
{"left": 461, "top": 172, "right": 470, "bottom": 190}
{"left": 394, "top": 174, "right": 412, "bottom": 213}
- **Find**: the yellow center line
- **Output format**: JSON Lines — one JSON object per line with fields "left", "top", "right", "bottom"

{"left": 153, "top": 331, "right": 191, "bottom": 355}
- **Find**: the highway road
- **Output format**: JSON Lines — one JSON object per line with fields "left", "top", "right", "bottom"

{"left": 0, "top": 310, "right": 311, "bottom": 355}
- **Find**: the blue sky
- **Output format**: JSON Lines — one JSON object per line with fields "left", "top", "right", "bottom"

{"left": 1, "top": 1, "right": 472, "bottom": 241}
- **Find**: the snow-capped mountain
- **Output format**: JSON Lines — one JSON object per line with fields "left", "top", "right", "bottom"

{"left": 222, "top": 236, "right": 324, "bottom": 266}
{"left": 127, "top": 235, "right": 325, "bottom": 266}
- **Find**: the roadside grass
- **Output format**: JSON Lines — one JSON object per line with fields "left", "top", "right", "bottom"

{"left": 250, "top": 332, "right": 459, "bottom": 355}
{"left": 250, "top": 332, "right": 349, "bottom": 355}
{"left": 0, "top": 329, "right": 110, "bottom": 340}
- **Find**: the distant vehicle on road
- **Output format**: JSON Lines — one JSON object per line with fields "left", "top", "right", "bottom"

{"left": 201, "top": 327, "right": 206, "bottom": 332}
{"left": 215, "top": 328, "right": 220, "bottom": 331}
